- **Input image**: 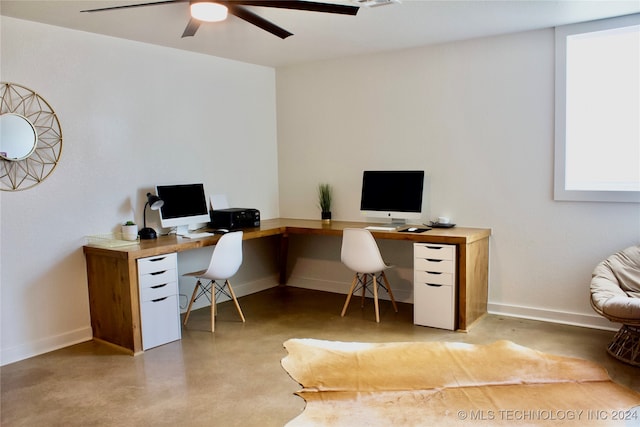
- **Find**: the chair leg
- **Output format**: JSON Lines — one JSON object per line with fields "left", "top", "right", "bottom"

{"left": 183, "top": 279, "right": 202, "bottom": 326}
{"left": 342, "top": 271, "right": 396, "bottom": 323}
{"left": 210, "top": 282, "right": 216, "bottom": 332}
{"left": 381, "top": 271, "right": 399, "bottom": 313}
{"left": 224, "top": 280, "right": 246, "bottom": 323}
{"left": 341, "top": 274, "right": 359, "bottom": 317}
{"left": 361, "top": 273, "right": 368, "bottom": 308}
{"left": 372, "top": 275, "right": 380, "bottom": 323}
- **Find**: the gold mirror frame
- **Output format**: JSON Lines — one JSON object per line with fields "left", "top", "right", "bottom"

{"left": 0, "top": 82, "right": 63, "bottom": 191}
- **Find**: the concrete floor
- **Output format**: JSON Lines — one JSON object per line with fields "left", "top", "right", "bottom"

{"left": 2, "top": 286, "right": 638, "bottom": 426}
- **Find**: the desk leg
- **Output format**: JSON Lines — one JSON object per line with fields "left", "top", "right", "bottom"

{"left": 279, "top": 233, "right": 289, "bottom": 285}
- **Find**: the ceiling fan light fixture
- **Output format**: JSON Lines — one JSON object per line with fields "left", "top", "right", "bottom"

{"left": 351, "top": 0, "right": 400, "bottom": 7}
{"left": 190, "top": 1, "right": 228, "bottom": 22}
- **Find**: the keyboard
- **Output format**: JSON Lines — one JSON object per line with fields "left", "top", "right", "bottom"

{"left": 180, "top": 232, "right": 214, "bottom": 239}
{"left": 365, "top": 226, "right": 398, "bottom": 231}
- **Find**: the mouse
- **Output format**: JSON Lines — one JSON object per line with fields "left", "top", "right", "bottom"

{"left": 216, "top": 229, "right": 229, "bottom": 234}
{"left": 408, "top": 227, "right": 418, "bottom": 232}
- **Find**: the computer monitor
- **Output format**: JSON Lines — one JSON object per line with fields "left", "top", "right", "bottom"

{"left": 156, "top": 183, "right": 210, "bottom": 235}
{"left": 360, "top": 170, "right": 425, "bottom": 227}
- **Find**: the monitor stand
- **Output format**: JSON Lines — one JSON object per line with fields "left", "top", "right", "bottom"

{"left": 390, "top": 218, "right": 407, "bottom": 227}
{"left": 176, "top": 225, "right": 190, "bottom": 236}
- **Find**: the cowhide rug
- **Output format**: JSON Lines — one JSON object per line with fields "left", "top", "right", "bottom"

{"left": 281, "top": 339, "right": 640, "bottom": 426}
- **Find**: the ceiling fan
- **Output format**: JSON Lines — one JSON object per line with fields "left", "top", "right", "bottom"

{"left": 81, "top": 0, "right": 360, "bottom": 39}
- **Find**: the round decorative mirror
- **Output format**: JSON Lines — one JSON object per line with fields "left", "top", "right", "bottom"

{"left": 1, "top": 113, "right": 38, "bottom": 160}
{"left": 0, "top": 82, "right": 63, "bottom": 191}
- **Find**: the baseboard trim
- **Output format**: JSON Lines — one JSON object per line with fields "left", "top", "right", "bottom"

{"left": 290, "top": 278, "right": 620, "bottom": 331}
{"left": 1, "top": 326, "right": 93, "bottom": 366}
{"left": 3, "top": 278, "right": 280, "bottom": 366}
{"left": 487, "top": 302, "right": 620, "bottom": 331}
{"left": 234, "top": 277, "right": 280, "bottom": 298}
{"left": 4, "top": 283, "right": 619, "bottom": 366}
{"left": 287, "top": 276, "right": 413, "bottom": 304}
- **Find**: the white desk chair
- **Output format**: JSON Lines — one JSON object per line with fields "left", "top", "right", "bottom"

{"left": 340, "top": 228, "right": 398, "bottom": 323}
{"left": 182, "top": 231, "right": 245, "bottom": 332}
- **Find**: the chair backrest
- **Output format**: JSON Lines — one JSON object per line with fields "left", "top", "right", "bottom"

{"left": 202, "top": 231, "right": 243, "bottom": 280}
{"left": 341, "top": 228, "right": 387, "bottom": 274}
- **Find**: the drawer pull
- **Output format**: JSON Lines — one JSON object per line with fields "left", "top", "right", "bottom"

{"left": 426, "top": 259, "right": 443, "bottom": 262}
{"left": 426, "top": 246, "right": 442, "bottom": 250}
{"left": 426, "top": 283, "right": 443, "bottom": 287}
{"left": 151, "top": 296, "right": 168, "bottom": 302}
{"left": 150, "top": 270, "right": 167, "bottom": 276}
{"left": 149, "top": 257, "right": 167, "bottom": 262}
{"left": 426, "top": 271, "right": 442, "bottom": 275}
{"left": 151, "top": 283, "right": 167, "bottom": 289}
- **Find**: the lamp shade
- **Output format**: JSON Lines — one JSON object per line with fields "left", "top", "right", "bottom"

{"left": 190, "top": 1, "right": 228, "bottom": 22}
{"left": 148, "top": 194, "right": 164, "bottom": 210}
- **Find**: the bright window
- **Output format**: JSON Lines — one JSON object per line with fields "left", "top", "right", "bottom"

{"left": 555, "top": 14, "right": 640, "bottom": 202}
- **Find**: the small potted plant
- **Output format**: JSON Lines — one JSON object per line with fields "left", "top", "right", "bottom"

{"left": 121, "top": 220, "right": 139, "bottom": 241}
{"left": 318, "top": 183, "right": 332, "bottom": 223}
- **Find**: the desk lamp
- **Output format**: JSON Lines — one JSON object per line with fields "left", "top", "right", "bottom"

{"left": 138, "top": 192, "right": 164, "bottom": 240}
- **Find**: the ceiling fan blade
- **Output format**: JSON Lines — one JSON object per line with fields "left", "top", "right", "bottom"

{"left": 228, "top": 5, "right": 293, "bottom": 39}
{"left": 229, "top": 0, "right": 359, "bottom": 15}
{"left": 80, "top": 0, "right": 187, "bottom": 13}
{"left": 182, "top": 18, "right": 202, "bottom": 37}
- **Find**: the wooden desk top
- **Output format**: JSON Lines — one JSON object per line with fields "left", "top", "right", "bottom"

{"left": 83, "top": 218, "right": 491, "bottom": 260}
{"left": 279, "top": 218, "right": 490, "bottom": 244}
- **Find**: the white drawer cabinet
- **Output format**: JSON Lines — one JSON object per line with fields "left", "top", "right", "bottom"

{"left": 137, "top": 253, "right": 181, "bottom": 350}
{"left": 414, "top": 243, "right": 456, "bottom": 330}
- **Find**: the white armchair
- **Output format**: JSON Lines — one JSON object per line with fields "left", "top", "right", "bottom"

{"left": 590, "top": 245, "right": 640, "bottom": 366}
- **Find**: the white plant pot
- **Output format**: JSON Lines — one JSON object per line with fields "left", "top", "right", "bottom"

{"left": 121, "top": 224, "right": 139, "bottom": 241}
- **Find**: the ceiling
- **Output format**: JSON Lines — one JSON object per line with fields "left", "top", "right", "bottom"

{"left": 2, "top": 0, "right": 639, "bottom": 67}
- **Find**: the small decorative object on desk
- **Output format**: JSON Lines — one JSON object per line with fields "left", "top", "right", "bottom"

{"left": 121, "top": 221, "right": 139, "bottom": 241}
{"left": 318, "top": 183, "right": 332, "bottom": 223}
{"left": 429, "top": 220, "right": 456, "bottom": 228}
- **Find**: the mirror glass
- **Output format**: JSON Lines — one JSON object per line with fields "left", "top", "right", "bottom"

{"left": 0, "top": 113, "right": 37, "bottom": 161}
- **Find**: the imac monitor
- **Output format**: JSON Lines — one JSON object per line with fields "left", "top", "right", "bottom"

{"left": 156, "top": 183, "right": 210, "bottom": 235}
{"left": 360, "top": 170, "right": 425, "bottom": 227}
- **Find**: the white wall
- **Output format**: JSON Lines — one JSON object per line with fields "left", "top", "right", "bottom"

{"left": 0, "top": 17, "right": 279, "bottom": 365}
{"left": 276, "top": 29, "right": 640, "bottom": 328}
{"left": 3, "top": 16, "right": 638, "bottom": 366}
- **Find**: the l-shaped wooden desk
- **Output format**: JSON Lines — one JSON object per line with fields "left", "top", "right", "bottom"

{"left": 83, "top": 218, "right": 491, "bottom": 354}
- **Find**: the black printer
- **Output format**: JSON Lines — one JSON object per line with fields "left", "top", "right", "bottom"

{"left": 209, "top": 208, "right": 260, "bottom": 230}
